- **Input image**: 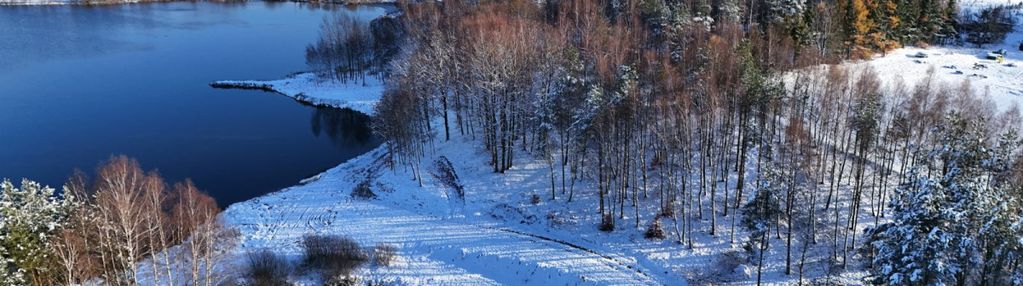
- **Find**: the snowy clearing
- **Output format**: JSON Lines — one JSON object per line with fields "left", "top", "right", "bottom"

{"left": 221, "top": 147, "right": 663, "bottom": 285}
{"left": 843, "top": 0, "right": 1023, "bottom": 110}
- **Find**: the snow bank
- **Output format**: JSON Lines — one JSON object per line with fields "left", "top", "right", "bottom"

{"left": 211, "top": 72, "right": 384, "bottom": 115}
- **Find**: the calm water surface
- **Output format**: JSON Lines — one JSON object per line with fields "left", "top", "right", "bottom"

{"left": 0, "top": 2, "right": 383, "bottom": 205}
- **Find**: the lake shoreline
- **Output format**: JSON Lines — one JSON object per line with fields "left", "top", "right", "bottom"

{"left": 210, "top": 72, "right": 384, "bottom": 115}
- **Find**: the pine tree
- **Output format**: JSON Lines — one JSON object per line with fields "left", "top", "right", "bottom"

{"left": 895, "top": 0, "right": 922, "bottom": 43}
{"left": 716, "top": 0, "right": 744, "bottom": 22}
{"left": 868, "top": 114, "right": 1021, "bottom": 285}
{"left": 938, "top": 0, "right": 959, "bottom": 44}
{"left": 873, "top": 0, "right": 903, "bottom": 51}
{"left": 638, "top": 0, "right": 670, "bottom": 34}
{"left": 975, "top": 131, "right": 1023, "bottom": 284}
{"left": 791, "top": 0, "right": 816, "bottom": 50}
{"left": 0, "top": 179, "right": 76, "bottom": 286}
{"left": 765, "top": 0, "right": 805, "bottom": 24}
{"left": 916, "top": 0, "right": 948, "bottom": 43}
{"left": 884, "top": 0, "right": 902, "bottom": 38}
{"left": 0, "top": 211, "right": 20, "bottom": 286}
{"left": 742, "top": 165, "right": 784, "bottom": 285}
{"left": 867, "top": 170, "right": 960, "bottom": 285}
{"left": 963, "top": 5, "right": 1014, "bottom": 46}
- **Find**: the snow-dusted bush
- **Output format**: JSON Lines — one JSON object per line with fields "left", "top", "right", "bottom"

{"left": 327, "top": 275, "right": 361, "bottom": 286}
{"left": 658, "top": 203, "right": 674, "bottom": 218}
{"left": 351, "top": 180, "right": 376, "bottom": 199}
{"left": 644, "top": 218, "right": 665, "bottom": 239}
{"left": 301, "top": 234, "right": 368, "bottom": 282}
{"left": 530, "top": 193, "right": 541, "bottom": 205}
{"left": 599, "top": 214, "right": 615, "bottom": 232}
{"left": 372, "top": 244, "right": 397, "bottom": 267}
{"left": 431, "top": 157, "right": 464, "bottom": 200}
{"left": 247, "top": 249, "right": 290, "bottom": 286}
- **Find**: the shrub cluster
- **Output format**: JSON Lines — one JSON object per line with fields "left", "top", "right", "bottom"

{"left": 302, "top": 234, "right": 369, "bottom": 282}
{"left": 247, "top": 250, "right": 290, "bottom": 286}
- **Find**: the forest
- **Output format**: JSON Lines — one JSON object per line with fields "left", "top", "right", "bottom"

{"left": 2, "top": 0, "right": 1022, "bottom": 285}
{"left": 366, "top": 0, "right": 1023, "bottom": 285}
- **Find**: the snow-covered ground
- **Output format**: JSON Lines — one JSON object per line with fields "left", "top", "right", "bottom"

{"left": 847, "top": 0, "right": 1023, "bottom": 110}
{"left": 221, "top": 147, "right": 664, "bottom": 285}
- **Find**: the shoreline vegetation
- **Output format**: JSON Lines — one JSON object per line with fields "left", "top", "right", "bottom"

{"left": 209, "top": 80, "right": 278, "bottom": 93}
{"left": 210, "top": 5, "right": 398, "bottom": 115}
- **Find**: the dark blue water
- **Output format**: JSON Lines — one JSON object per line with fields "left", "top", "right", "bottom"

{"left": 0, "top": 2, "right": 383, "bottom": 205}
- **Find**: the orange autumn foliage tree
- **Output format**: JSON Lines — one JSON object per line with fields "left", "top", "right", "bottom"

{"left": 848, "top": 0, "right": 876, "bottom": 58}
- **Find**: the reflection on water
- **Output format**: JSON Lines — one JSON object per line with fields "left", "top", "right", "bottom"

{"left": 311, "top": 107, "right": 375, "bottom": 149}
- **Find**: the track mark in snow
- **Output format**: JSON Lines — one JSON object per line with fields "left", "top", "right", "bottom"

{"left": 481, "top": 226, "right": 661, "bottom": 284}
{"left": 223, "top": 173, "right": 662, "bottom": 285}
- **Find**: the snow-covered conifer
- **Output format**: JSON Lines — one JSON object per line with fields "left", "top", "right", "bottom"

{"left": 0, "top": 179, "right": 75, "bottom": 285}
{"left": 869, "top": 114, "right": 1023, "bottom": 285}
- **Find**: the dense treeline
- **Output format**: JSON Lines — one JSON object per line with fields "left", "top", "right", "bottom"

{"left": 962, "top": 4, "right": 1019, "bottom": 46}
{"left": 367, "top": 0, "right": 1023, "bottom": 284}
{"left": 0, "top": 156, "right": 233, "bottom": 285}
{"left": 306, "top": 12, "right": 406, "bottom": 85}
{"left": 307, "top": 13, "right": 375, "bottom": 85}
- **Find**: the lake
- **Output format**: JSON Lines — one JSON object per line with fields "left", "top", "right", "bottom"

{"left": 0, "top": 2, "right": 384, "bottom": 205}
